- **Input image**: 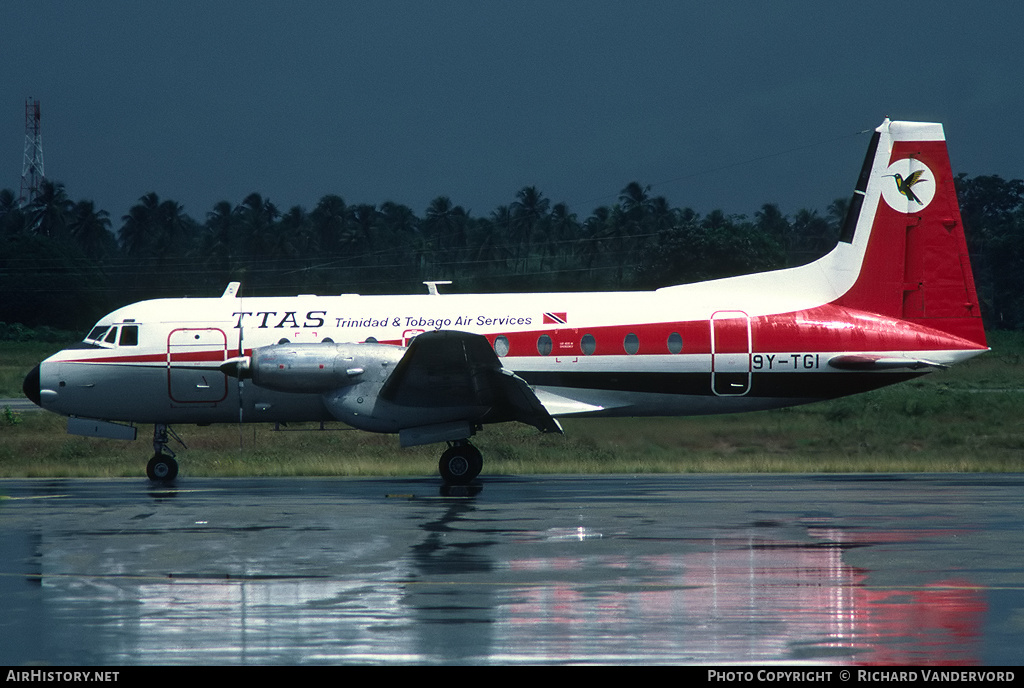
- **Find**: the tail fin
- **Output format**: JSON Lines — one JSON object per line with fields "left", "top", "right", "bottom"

{"left": 832, "top": 119, "right": 986, "bottom": 347}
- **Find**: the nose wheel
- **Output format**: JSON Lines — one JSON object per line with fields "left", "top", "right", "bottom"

{"left": 147, "top": 424, "right": 183, "bottom": 482}
{"left": 147, "top": 453, "right": 179, "bottom": 482}
{"left": 439, "top": 441, "right": 482, "bottom": 485}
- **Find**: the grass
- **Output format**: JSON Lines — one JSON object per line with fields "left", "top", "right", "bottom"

{"left": 2, "top": 331, "right": 1024, "bottom": 478}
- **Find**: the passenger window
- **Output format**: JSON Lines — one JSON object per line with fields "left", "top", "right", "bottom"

{"left": 494, "top": 335, "right": 510, "bottom": 357}
{"left": 119, "top": 325, "right": 139, "bottom": 347}
{"left": 667, "top": 331, "right": 683, "bottom": 354}
{"left": 537, "top": 334, "right": 553, "bottom": 356}
{"left": 623, "top": 333, "right": 639, "bottom": 355}
{"left": 581, "top": 333, "right": 596, "bottom": 355}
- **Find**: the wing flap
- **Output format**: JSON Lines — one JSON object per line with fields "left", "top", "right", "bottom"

{"left": 380, "top": 330, "right": 562, "bottom": 434}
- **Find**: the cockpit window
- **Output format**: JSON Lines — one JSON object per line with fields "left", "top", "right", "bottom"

{"left": 84, "top": 322, "right": 140, "bottom": 347}
{"left": 119, "top": 325, "right": 139, "bottom": 346}
{"left": 86, "top": 326, "right": 109, "bottom": 342}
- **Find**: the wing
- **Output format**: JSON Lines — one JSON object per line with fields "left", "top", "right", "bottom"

{"left": 904, "top": 169, "right": 925, "bottom": 187}
{"left": 379, "top": 330, "right": 563, "bottom": 434}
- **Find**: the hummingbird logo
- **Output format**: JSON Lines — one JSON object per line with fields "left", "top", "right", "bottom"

{"left": 881, "top": 160, "right": 936, "bottom": 211}
{"left": 886, "top": 170, "right": 927, "bottom": 204}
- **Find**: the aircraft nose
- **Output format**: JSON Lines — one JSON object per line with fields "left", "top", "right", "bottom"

{"left": 23, "top": 364, "right": 42, "bottom": 407}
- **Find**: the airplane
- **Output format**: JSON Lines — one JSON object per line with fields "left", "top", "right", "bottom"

{"left": 22, "top": 118, "right": 988, "bottom": 485}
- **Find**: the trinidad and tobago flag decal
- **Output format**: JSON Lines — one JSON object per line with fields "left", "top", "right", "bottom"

{"left": 543, "top": 312, "right": 568, "bottom": 325}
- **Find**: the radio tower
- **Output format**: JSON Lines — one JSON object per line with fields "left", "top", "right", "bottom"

{"left": 19, "top": 98, "right": 45, "bottom": 206}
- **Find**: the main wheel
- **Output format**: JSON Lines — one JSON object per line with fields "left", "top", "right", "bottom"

{"left": 146, "top": 453, "right": 179, "bottom": 482}
{"left": 438, "top": 444, "right": 482, "bottom": 485}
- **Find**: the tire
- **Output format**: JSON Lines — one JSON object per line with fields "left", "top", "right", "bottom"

{"left": 438, "top": 444, "right": 482, "bottom": 485}
{"left": 146, "top": 454, "right": 179, "bottom": 482}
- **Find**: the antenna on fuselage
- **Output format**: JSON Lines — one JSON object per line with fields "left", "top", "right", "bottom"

{"left": 424, "top": 280, "right": 451, "bottom": 295}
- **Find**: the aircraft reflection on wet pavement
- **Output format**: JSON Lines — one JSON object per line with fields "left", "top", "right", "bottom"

{"left": 2, "top": 474, "right": 1018, "bottom": 665}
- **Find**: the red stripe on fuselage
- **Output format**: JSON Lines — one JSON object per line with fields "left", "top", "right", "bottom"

{"left": 460, "top": 305, "right": 985, "bottom": 358}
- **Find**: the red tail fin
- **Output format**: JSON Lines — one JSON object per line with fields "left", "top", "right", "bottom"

{"left": 834, "top": 120, "right": 986, "bottom": 347}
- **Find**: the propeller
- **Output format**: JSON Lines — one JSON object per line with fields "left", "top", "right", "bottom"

{"left": 224, "top": 281, "right": 245, "bottom": 449}
{"left": 235, "top": 321, "right": 245, "bottom": 449}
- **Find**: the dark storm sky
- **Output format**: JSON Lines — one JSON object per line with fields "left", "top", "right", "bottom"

{"left": 3, "top": 1, "right": 1022, "bottom": 224}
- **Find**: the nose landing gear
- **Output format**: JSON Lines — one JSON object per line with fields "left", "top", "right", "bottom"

{"left": 146, "top": 453, "right": 178, "bottom": 482}
{"left": 147, "top": 424, "right": 183, "bottom": 482}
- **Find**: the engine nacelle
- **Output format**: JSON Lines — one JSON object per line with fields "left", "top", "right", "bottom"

{"left": 223, "top": 342, "right": 405, "bottom": 394}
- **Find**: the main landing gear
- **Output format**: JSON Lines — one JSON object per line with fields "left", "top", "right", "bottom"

{"left": 438, "top": 440, "right": 482, "bottom": 485}
{"left": 147, "top": 424, "right": 182, "bottom": 482}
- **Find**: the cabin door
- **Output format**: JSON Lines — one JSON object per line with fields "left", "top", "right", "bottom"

{"left": 167, "top": 328, "right": 229, "bottom": 403}
{"left": 711, "top": 311, "right": 751, "bottom": 396}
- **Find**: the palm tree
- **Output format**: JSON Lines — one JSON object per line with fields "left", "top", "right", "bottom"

{"left": 510, "top": 186, "right": 549, "bottom": 273}
{"left": 277, "top": 205, "right": 310, "bottom": 259}
{"left": 478, "top": 205, "right": 513, "bottom": 270}
{"left": 755, "top": 203, "right": 790, "bottom": 255}
{"left": 376, "top": 202, "right": 419, "bottom": 278}
{"left": 154, "top": 198, "right": 193, "bottom": 260}
{"left": 25, "top": 180, "right": 72, "bottom": 238}
{"left": 0, "top": 189, "right": 25, "bottom": 235}
{"left": 618, "top": 182, "right": 653, "bottom": 224}
{"left": 612, "top": 183, "right": 661, "bottom": 286}
{"left": 546, "top": 202, "right": 580, "bottom": 267}
{"left": 423, "top": 196, "right": 468, "bottom": 255}
{"left": 349, "top": 203, "right": 381, "bottom": 256}
{"left": 236, "top": 193, "right": 280, "bottom": 262}
{"left": 119, "top": 192, "right": 162, "bottom": 257}
{"left": 310, "top": 194, "right": 349, "bottom": 256}
{"left": 203, "top": 200, "right": 238, "bottom": 275}
{"left": 378, "top": 201, "right": 419, "bottom": 239}
{"left": 68, "top": 200, "right": 114, "bottom": 259}
{"left": 648, "top": 196, "right": 678, "bottom": 234}
{"left": 826, "top": 197, "right": 849, "bottom": 244}
{"left": 581, "top": 205, "right": 612, "bottom": 279}
{"left": 790, "top": 208, "right": 832, "bottom": 265}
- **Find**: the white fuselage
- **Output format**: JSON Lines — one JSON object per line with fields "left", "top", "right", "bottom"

{"left": 33, "top": 280, "right": 985, "bottom": 429}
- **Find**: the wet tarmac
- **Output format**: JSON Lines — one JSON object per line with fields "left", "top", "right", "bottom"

{"left": 1, "top": 473, "right": 1022, "bottom": 665}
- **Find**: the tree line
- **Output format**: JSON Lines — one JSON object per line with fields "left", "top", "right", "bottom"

{"left": 1, "top": 175, "right": 1022, "bottom": 332}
